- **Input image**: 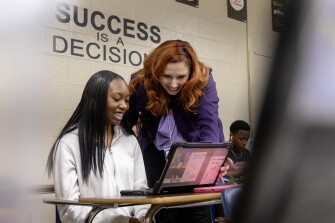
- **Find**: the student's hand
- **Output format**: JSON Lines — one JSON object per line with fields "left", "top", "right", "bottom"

{"left": 218, "top": 158, "right": 234, "bottom": 184}
{"left": 129, "top": 217, "right": 141, "bottom": 223}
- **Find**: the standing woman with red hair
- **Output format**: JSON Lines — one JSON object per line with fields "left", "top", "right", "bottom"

{"left": 122, "top": 40, "right": 225, "bottom": 223}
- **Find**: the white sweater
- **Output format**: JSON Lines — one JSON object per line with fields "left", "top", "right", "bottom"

{"left": 53, "top": 125, "right": 149, "bottom": 223}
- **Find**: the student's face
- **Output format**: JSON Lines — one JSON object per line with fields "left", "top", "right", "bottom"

{"left": 159, "top": 62, "right": 190, "bottom": 95}
{"left": 231, "top": 130, "right": 250, "bottom": 150}
{"left": 106, "top": 79, "right": 130, "bottom": 125}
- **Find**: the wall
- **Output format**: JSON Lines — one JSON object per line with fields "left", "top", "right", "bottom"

{"left": 247, "top": 0, "right": 278, "bottom": 139}
{"left": 0, "top": 0, "right": 278, "bottom": 222}
{"left": 247, "top": 0, "right": 279, "bottom": 141}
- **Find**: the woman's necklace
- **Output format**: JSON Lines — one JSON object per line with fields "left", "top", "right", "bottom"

{"left": 231, "top": 149, "right": 242, "bottom": 159}
{"left": 166, "top": 108, "right": 175, "bottom": 148}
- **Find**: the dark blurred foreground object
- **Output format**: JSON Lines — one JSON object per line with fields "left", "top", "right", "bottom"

{"left": 234, "top": 0, "right": 335, "bottom": 223}
{"left": 0, "top": 177, "right": 31, "bottom": 223}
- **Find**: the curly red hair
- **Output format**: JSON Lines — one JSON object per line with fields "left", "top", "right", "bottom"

{"left": 129, "top": 39, "right": 209, "bottom": 116}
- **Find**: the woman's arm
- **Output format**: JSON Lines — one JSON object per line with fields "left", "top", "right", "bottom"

{"left": 197, "top": 70, "right": 224, "bottom": 142}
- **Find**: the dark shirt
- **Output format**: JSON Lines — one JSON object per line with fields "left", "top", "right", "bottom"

{"left": 228, "top": 148, "right": 251, "bottom": 170}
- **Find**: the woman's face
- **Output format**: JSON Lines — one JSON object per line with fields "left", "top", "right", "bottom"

{"left": 106, "top": 79, "right": 130, "bottom": 125}
{"left": 159, "top": 62, "right": 190, "bottom": 95}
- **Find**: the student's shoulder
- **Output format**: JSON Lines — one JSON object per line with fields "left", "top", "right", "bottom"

{"left": 58, "top": 130, "right": 79, "bottom": 149}
{"left": 119, "top": 126, "right": 137, "bottom": 140}
{"left": 60, "top": 129, "right": 78, "bottom": 141}
{"left": 242, "top": 148, "right": 251, "bottom": 157}
{"left": 118, "top": 128, "right": 140, "bottom": 150}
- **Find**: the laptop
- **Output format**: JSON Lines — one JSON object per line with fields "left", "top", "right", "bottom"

{"left": 120, "top": 141, "right": 232, "bottom": 195}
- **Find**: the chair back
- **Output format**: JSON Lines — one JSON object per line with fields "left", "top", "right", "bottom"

{"left": 56, "top": 206, "right": 62, "bottom": 223}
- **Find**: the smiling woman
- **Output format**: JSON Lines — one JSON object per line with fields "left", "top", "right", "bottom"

{"left": 159, "top": 62, "right": 190, "bottom": 96}
{"left": 46, "top": 70, "right": 148, "bottom": 223}
{"left": 121, "top": 39, "right": 225, "bottom": 223}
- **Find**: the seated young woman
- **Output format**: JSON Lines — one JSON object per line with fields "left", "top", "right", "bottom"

{"left": 46, "top": 70, "right": 148, "bottom": 223}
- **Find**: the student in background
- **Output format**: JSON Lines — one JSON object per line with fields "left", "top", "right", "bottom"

{"left": 227, "top": 120, "right": 251, "bottom": 182}
{"left": 46, "top": 70, "right": 148, "bottom": 223}
{"left": 121, "top": 39, "right": 225, "bottom": 223}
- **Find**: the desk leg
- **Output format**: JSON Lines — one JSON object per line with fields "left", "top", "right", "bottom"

{"left": 144, "top": 204, "right": 163, "bottom": 223}
{"left": 85, "top": 207, "right": 106, "bottom": 223}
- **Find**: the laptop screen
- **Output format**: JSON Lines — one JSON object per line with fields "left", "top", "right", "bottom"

{"left": 160, "top": 144, "right": 230, "bottom": 188}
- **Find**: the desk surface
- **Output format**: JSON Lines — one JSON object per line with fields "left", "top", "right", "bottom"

{"left": 44, "top": 192, "right": 222, "bottom": 223}
{"left": 79, "top": 192, "right": 221, "bottom": 205}
{"left": 44, "top": 192, "right": 221, "bottom": 207}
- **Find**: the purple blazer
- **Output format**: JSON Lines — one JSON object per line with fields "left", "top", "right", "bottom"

{"left": 122, "top": 69, "right": 225, "bottom": 151}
